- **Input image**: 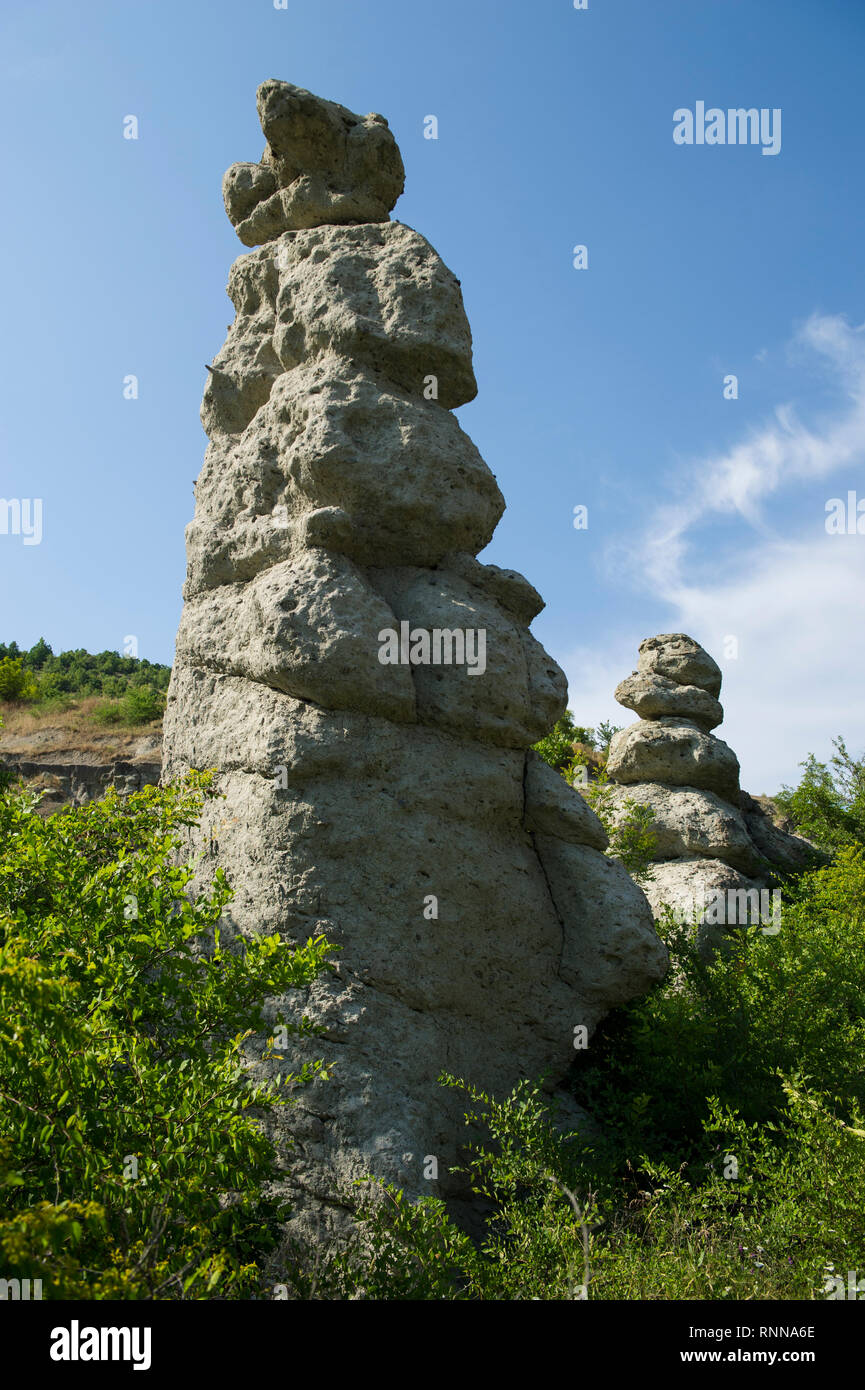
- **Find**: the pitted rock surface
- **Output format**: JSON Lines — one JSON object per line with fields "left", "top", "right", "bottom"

{"left": 637, "top": 633, "right": 723, "bottom": 698}
{"left": 614, "top": 673, "right": 723, "bottom": 732}
{"left": 223, "top": 81, "right": 405, "bottom": 245}
{"left": 165, "top": 82, "right": 668, "bottom": 1243}
{"left": 604, "top": 634, "right": 820, "bottom": 929}
{"left": 607, "top": 717, "right": 741, "bottom": 804}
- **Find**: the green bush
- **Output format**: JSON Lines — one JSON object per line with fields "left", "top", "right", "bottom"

{"left": 0, "top": 657, "right": 38, "bottom": 703}
{"left": 775, "top": 737, "right": 865, "bottom": 852}
{"left": 595, "top": 719, "right": 623, "bottom": 753}
{"left": 0, "top": 640, "right": 172, "bottom": 704}
{"left": 34, "top": 672, "right": 66, "bottom": 702}
{"left": 333, "top": 1073, "right": 865, "bottom": 1301}
{"left": 572, "top": 849, "right": 865, "bottom": 1157}
{"left": 582, "top": 764, "right": 657, "bottom": 884}
{"left": 91, "top": 685, "right": 166, "bottom": 728}
{"left": 0, "top": 770, "right": 334, "bottom": 1298}
{"left": 122, "top": 685, "right": 166, "bottom": 724}
{"left": 331, "top": 844, "right": 865, "bottom": 1300}
{"left": 532, "top": 711, "right": 595, "bottom": 772}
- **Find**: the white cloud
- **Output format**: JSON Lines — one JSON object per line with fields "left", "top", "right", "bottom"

{"left": 563, "top": 313, "right": 865, "bottom": 791}
{"left": 667, "top": 536, "right": 865, "bottom": 790}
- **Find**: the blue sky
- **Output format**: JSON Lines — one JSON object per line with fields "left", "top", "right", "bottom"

{"left": 1, "top": 0, "right": 863, "bottom": 791}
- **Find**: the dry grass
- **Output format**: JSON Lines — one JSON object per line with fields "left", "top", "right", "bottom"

{"left": 0, "top": 698, "right": 163, "bottom": 761}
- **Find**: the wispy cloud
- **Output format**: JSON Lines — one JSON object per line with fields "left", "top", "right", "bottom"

{"left": 562, "top": 314, "right": 865, "bottom": 791}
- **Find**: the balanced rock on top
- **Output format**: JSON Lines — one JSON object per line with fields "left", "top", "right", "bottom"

{"left": 222, "top": 81, "right": 406, "bottom": 246}
{"left": 163, "top": 80, "right": 668, "bottom": 1247}
{"left": 603, "top": 634, "right": 820, "bottom": 930}
{"left": 636, "top": 633, "right": 723, "bottom": 697}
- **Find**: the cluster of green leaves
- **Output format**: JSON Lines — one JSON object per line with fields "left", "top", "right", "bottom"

{"left": 0, "top": 657, "right": 39, "bottom": 703}
{"left": 0, "top": 639, "right": 171, "bottom": 706}
{"left": 325, "top": 1077, "right": 598, "bottom": 1301}
{"left": 595, "top": 720, "right": 623, "bottom": 754}
{"left": 572, "top": 849, "right": 865, "bottom": 1156}
{"left": 0, "top": 765, "right": 333, "bottom": 1299}
{"left": 775, "top": 736, "right": 865, "bottom": 853}
{"left": 583, "top": 764, "right": 658, "bottom": 884}
{"left": 532, "top": 710, "right": 596, "bottom": 774}
{"left": 533, "top": 710, "right": 625, "bottom": 797}
{"left": 332, "top": 1079, "right": 865, "bottom": 1301}
{"left": 332, "top": 845, "right": 865, "bottom": 1300}
{"left": 90, "top": 685, "right": 167, "bottom": 726}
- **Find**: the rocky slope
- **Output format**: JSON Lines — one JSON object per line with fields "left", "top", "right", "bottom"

{"left": 0, "top": 711, "right": 160, "bottom": 811}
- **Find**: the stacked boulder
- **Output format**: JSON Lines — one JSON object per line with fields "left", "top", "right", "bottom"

{"left": 163, "top": 81, "right": 668, "bottom": 1241}
{"left": 604, "top": 634, "right": 818, "bottom": 928}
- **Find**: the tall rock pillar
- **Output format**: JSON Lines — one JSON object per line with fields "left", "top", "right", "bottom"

{"left": 163, "top": 82, "right": 668, "bottom": 1238}
{"left": 605, "top": 633, "right": 821, "bottom": 932}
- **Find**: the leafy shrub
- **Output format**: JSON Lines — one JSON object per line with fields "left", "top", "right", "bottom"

{"left": 333, "top": 1073, "right": 865, "bottom": 1301}
{"left": 90, "top": 701, "right": 126, "bottom": 726}
{"left": 775, "top": 737, "right": 865, "bottom": 852}
{"left": 0, "top": 640, "right": 172, "bottom": 704}
{"left": 0, "top": 771, "right": 333, "bottom": 1298}
{"left": 33, "top": 672, "right": 66, "bottom": 702}
{"left": 582, "top": 764, "right": 657, "bottom": 884}
{"left": 572, "top": 848, "right": 865, "bottom": 1158}
{"left": 91, "top": 685, "right": 166, "bottom": 727}
{"left": 533, "top": 711, "right": 595, "bottom": 772}
{"left": 595, "top": 720, "right": 623, "bottom": 754}
{"left": 122, "top": 685, "right": 166, "bottom": 724}
{"left": 0, "top": 657, "right": 38, "bottom": 703}
{"left": 331, "top": 842, "right": 865, "bottom": 1300}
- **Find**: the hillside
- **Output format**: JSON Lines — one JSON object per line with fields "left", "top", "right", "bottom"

{"left": 0, "top": 698, "right": 162, "bottom": 811}
{"left": 0, "top": 639, "right": 168, "bottom": 809}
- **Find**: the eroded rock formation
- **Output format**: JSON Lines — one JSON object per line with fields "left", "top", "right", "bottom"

{"left": 163, "top": 81, "right": 668, "bottom": 1240}
{"left": 605, "top": 634, "right": 818, "bottom": 929}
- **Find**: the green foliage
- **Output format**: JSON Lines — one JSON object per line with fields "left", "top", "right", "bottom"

{"left": 333, "top": 843, "right": 865, "bottom": 1300}
{"left": 326, "top": 1077, "right": 596, "bottom": 1301}
{"left": 335, "top": 1073, "right": 865, "bottom": 1300}
{"left": 775, "top": 737, "right": 865, "bottom": 852}
{"left": 0, "top": 772, "right": 333, "bottom": 1298}
{"left": 532, "top": 714, "right": 623, "bottom": 789}
{"left": 583, "top": 765, "right": 657, "bottom": 884}
{"left": 0, "top": 639, "right": 172, "bottom": 705}
{"left": 0, "top": 657, "right": 39, "bottom": 703}
{"left": 26, "top": 638, "right": 52, "bottom": 670}
{"left": 608, "top": 800, "right": 657, "bottom": 882}
{"left": 574, "top": 849, "right": 865, "bottom": 1158}
{"left": 91, "top": 685, "right": 166, "bottom": 727}
{"left": 595, "top": 719, "right": 623, "bottom": 753}
{"left": 583, "top": 1083, "right": 865, "bottom": 1300}
{"left": 532, "top": 711, "right": 595, "bottom": 772}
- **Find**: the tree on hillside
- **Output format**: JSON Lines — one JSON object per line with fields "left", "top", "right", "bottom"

{"left": 775, "top": 736, "right": 865, "bottom": 853}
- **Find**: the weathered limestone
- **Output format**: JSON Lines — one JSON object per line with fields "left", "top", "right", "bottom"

{"left": 602, "top": 782, "right": 765, "bottom": 878}
{"left": 164, "top": 82, "right": 668, "bottom": 1243}
{"left": 223, "top": 81, "right": 405, "bottom": 245}
{"left": 607, "top": 717, "right": 740, "bottom": 805}
{"left": 614, "top": 673, "right": 722, "bottom": 732}
{"left": 636, "top": 633, "right": 722, "bottom": 698}
{"left": 605, "top": 634, "right": 820, "bottom": 930}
